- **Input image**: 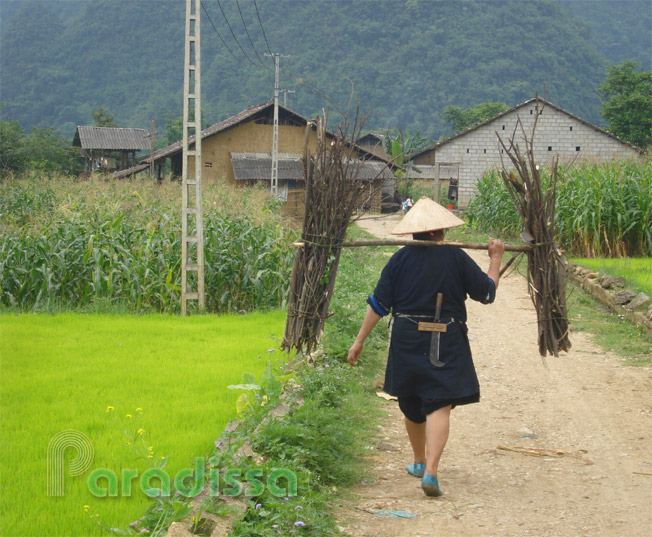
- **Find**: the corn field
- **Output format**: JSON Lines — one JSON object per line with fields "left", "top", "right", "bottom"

{"left": 0, "top": 175, "right": 295, "bottom": 312}
{"left": 466, "top": 160, "right": 652, "bottom": 257}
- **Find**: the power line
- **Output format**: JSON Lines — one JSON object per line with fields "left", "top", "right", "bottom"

{"left": 235, "top": 0, "right": 269, "bottom": 70}
{"left": 254, "top": 0, "right": 274, "bottom": 58}
{"left": 215, "top": 0, "right": 258, "bottom": 67}
{"left": 200, "top": 1, "right": 241, "bottom": 64}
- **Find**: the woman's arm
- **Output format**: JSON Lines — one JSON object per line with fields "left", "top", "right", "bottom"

{"left": 347, "top": 306, "right": 382, "bottom": 366}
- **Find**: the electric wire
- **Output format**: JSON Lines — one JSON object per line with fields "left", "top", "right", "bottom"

{"left": 235, "top": 0, "right": 269, "bottom": 70}
{"left": 254, "top": 0, "right": 274, "bottom": 57}
{"left": 200, "top": 1, "right": 241, "bottom": 64}
{"left": 215, "top": 0, "right": 258, "bottom": 67}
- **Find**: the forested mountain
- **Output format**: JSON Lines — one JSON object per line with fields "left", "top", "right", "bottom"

{"left": 1, "top": 0, "right": 650, "bottom": 142}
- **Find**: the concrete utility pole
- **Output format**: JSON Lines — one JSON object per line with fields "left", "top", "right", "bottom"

{"left": 149, "top": 117, "right": 156, "bottom": 178}
{"left": 181, "top": 0, "right": 205, "bottom": 314}
{"left": 265, "top": 52, "right": 290, "bottom": 197}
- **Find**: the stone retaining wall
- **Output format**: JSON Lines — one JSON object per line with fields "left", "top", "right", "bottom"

{"left": 565, "top": 262, "right": 652, "bottom": 334}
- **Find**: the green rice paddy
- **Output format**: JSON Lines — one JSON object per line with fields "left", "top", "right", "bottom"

{"left": 571, "top": 257, "right": 652, "bottom": 296}
{"left": 0, "top": 311, "right": 285, "bottom": 536}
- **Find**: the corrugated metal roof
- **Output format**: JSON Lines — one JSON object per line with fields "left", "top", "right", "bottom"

{"left": 112, "top": 163, "right": 150, "bottom": 179}
{"left": 231, "top": 153, "right": 304, "bottom": 181}
{"left": 406, "top": 164, "right": 437, "bottom": 179}
{"left": 73, "top": 126, "right": 150, "bottom": 150}
{"left": 231, "top": 152, "right": 393, "bottom": 181}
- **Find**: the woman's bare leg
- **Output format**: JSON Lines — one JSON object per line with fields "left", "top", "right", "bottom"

{"left": 425, "top": 405, "right": 451, "bottom": 477}
{"left": 404, "top": 417, "right": 426, "bottom": 464}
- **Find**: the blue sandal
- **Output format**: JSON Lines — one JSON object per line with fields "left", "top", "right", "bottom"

{"left": 405, "top": 463, "right": 426, "bottom": 478}
{"left": 421, "top": 473, "right": 443, "bottom": 497}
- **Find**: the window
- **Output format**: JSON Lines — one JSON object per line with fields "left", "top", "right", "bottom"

{"left": 502, "top": 125, "right": 505, "bottom": 130}
{"left": 204, "top": 162, "right": 213, "bottom": 167}
{"left": 466, "top": 148, "right": 470, "bottom": 153}
{"left": 576, "top": 146, "right": 581, "bottom": 152}
{"left": 483, "top": 149, "right": 487, "bottom": 154}
{"left": 530, "top": 109, "right": 533, "bottom": 115}
{"left": 570, "top": 126, "right": 573, "bottom": 131}
{"left": 548, "top": 146, "right": 552, "bottom": 151}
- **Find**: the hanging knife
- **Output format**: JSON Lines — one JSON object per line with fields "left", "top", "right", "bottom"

{"left": 418, "top": 293, "right": 446, "bottom": 367}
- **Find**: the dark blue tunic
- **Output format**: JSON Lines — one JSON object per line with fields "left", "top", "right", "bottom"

{"left": 367, "top": 245, "right": 495, "bottom": 404}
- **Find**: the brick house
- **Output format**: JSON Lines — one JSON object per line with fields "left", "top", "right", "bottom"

{"left": 409, "top": 97, "right": 641, "bottom": 208}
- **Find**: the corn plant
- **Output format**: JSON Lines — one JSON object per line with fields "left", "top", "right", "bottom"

{"left": 466, "top": 160, "right": 651, "bottom": 257}
{"left": 0, "top": 175, "right": 295, "bottom": 312}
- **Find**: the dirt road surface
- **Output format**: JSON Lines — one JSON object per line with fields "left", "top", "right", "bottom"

{"left": 337, "top": 215, "right": 651, "bottom": 537}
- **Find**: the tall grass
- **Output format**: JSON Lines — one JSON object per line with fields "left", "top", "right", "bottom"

{"left": 466, "top": 160, "right": 651, "bottom": 257}
{"left": 0, "top": 175, "right": 296, "bottom": 313}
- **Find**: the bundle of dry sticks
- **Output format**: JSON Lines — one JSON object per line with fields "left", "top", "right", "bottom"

{"left": 496, "top": 98, "right": 571, "bottom": 356}
{"left": 282, "top": 110, "right": 378, "bottom": 353}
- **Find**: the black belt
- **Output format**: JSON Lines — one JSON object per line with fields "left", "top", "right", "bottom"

{"left": 393, "top": 313, "right": 462, "bottom": 326}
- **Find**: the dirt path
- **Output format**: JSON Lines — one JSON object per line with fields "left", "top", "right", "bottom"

{"left": 337, "top": 215, "right": 652, "bottom": 537}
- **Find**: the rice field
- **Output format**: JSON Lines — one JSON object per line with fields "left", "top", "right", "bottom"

{"left": 0, "top": 311, "right": 286, "bottom": 536}
{"left": 570, "top": 257, "right": 652, "bottom": 296}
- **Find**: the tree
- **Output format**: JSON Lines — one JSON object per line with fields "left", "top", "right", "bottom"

{"left": 598, "top": 61, "right": 652, "bottom": 148}
{"left": 24, "top": 128, "right": 77, "bottom": 173}
{"left": 442, "top": 101, "right": 509, "bottom": 134}
{"left": 0, "top": 116, "right": 27, "bottom": 173}
{"left": 91, "top": 107, "right": 118, "bottom": 127}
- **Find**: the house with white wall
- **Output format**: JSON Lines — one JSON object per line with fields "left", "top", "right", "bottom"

{"left": 409, "top": 97, "right": 641, "bottom": 207}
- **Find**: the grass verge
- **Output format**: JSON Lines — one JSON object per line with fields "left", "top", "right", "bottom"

{"left": 201, "top": 224, "right": 392, "bottom": 537}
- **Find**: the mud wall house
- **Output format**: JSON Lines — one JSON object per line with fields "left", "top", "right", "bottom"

{"left": 73, "top": 126, "right": 150, "bottom": 172}
{"left": 140, "top": 102, "right": 393, "bottom": 217}
{"left": 409, "top": 97, "right": 641, "bottom": 208}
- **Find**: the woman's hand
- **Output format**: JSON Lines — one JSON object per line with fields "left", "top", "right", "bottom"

{"left": 347, "top": 340, "right": 364, "bottom": 366}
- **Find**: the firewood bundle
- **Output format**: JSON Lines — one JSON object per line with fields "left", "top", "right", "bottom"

{"left": 496, "top": 98, "right": 571, "bottom": 357}
{"left": 282, "top": 110, "right": 379, "bottom": 353}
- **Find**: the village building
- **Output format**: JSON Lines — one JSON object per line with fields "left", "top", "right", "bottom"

{"left": 356, "top": 132, "right": 388, "bottom": 159}
{"left": 408, "top": 97, "right": 641, "bottom": 208}
{"left": 139, "top": 102, "right": 394, "bottom": 217}
{"left": 73, "top": 126, "right": 150, "bottom": 172}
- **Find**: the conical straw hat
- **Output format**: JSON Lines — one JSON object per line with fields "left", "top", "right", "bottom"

{"left": 391, "top": 197, "right": 465, "bottom": 235}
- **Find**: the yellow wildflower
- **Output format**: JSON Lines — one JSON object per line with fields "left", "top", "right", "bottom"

{"left": 137, "top": 428, "right": 145, "bottom": 435}
{"left": 125, "top": 414, "right": 132, "bottom": 419}
{"left": 83, "top": 505, "right": 90, "bottom": 512}
{"left": 105, "top": 406, "right": 114, "bottom": 413}
{"left": 135, "top": 407, "right": 143, "bottom": 414}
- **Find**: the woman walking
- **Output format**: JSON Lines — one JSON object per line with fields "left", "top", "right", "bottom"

{"left": 347, "top": 197, "right": 505, "bottom": 497}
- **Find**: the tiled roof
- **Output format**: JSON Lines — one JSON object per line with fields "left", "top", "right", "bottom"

{"left": 140, "top": 102, "right": 393, "bottom": 166}
{"left": 408, "top": 97, "right": 640, "bottom": 160}
{"left": 73, "top": 126, "right": 150, "bottom": 150}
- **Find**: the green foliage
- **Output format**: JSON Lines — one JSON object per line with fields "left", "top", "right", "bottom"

{"left": 0, "top": 118, "right": 77, "bottom": 175}
{"left": 381, "top": 128, "right": 433, "bottom": 160}
{"left": 598, "top": 61, "right": 652, "bottom": 148}
{"left": 442, "top": 101, "right": 509, "bottom": 134}
{"left": 0, "top": 116, "right": 26, "bottom": 172}
{"left": 465, "top": 161, "right": 652, "bottom": 257}
{"left": 92, "top": 106, "right": 119, "bottom": 127}
{"left": 1, "top": 0, "right": 644, "bottom": 139}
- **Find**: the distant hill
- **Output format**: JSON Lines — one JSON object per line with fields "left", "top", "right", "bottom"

{"left": 0, "top": 0, "right": 650, "bottom": 141}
